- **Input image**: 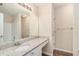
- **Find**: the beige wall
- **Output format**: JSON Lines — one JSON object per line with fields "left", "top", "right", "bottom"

{"left": 54, "top": 4, "right": 73, "bottom": 52}
{"left": 4, "top": 14, "right": 13, "bottom": 23}
{"left": 28, "top": 4, "right": 39, "bottom": 36}
{"left": 38, "top": 4, "right": 55, "bottom": 55}
{"left": 21, "top": 16, "right": 29, "bottom": 38}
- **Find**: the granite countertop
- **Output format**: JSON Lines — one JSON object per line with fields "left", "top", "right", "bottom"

{"left": 0, "top": 37, "right": 48, "bottom": 56}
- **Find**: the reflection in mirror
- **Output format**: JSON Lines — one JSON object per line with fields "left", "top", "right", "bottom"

{"left": 0, "top": 3, "right": 38, "bottom": 45}
{"left": 21, "top": 15, "right": 29, "bottom": 38}
{"left": 4, "top": 13, "right": 13, "bottom": 42}
{"left": 0, "top": 13, "right": 3, "bottom": 43}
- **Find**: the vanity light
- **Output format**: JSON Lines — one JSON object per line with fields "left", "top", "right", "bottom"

{"left": 18, "top": 3, "right": 32, "bottom": 11}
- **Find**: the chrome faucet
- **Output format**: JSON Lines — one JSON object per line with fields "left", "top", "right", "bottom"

{"left": 13, "top": 36, "right": 21, "bottom": 46}
{"left": 13, "top": 36, "right": 15, "bottom": 42}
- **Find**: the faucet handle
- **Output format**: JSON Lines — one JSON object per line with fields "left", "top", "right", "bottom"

{"left": 12, "top": 36, "right": 15, "bottom": 42}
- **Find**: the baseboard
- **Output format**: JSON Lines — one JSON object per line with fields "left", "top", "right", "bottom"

{"left": 42, "top": 51, "right": 53, "bottom": 56}
{"left": 54, "top": 48, "right": 73, "bottom": 54}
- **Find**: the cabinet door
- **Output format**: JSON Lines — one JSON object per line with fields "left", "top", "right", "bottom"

{"left": 0, "top": 13, "right": 3, "bottom": 42}
{"left": 25, "top": 46, "right": 42, "bottom": 56}
{"left": 32, "top": 46, "right": 42, "bottom": 56}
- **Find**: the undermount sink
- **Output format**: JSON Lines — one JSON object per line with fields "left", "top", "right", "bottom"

{"left": 15, "top": 45, "right": 30, "bottom": 52}
{"left": 21, "top": 42, "right": 30, "bottom": 46}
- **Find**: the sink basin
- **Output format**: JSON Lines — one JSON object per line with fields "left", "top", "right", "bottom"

{"left": 21, "top": 42, "right": 30, "bottom": 46}
{"left": 15, "top": 45, "right": 30, "bottom": 52}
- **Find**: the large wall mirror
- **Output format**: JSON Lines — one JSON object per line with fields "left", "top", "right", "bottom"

{"left": 0, "top": 3, "right": 39, "bottom": 44}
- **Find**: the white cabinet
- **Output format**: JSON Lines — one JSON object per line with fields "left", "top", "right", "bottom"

{"left": 26, "top": 46, "right": 42, "bottom": 56}
{"left": 24, "top": 40, "right": 48, "bottom": 56}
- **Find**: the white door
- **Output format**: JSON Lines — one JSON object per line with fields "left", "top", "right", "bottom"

{"left": 0, "top": 13, "right": 3, "bottom": 42}
{"left": 54, "top": 4, "right": 73, "bottom": 52}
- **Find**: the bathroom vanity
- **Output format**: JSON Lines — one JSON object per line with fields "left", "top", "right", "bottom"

{"left": 0, "top": 37, "right": 48, "bottom": 56}
{"left": 0, "top": 4, "right": 48, "bottom": 56}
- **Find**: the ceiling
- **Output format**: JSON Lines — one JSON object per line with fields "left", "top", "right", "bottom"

{"left": 34, "top": 3, "right": 69, "bottom": 8}
{"left": 34, "top": 3, "right": 50, "bottom": 7}
{"left": 0, "top": 3, "right": 70, "bottom": 15}
{"left": 53, "top": 3, "right": 69, "bottom": 8}
{"left": 0, "top": 3, "right": 31, "bottom": 16}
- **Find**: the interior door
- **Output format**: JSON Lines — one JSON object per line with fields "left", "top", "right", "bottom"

{"left": 54, "top": 4, "right": 73, "bottom": 52}
{"left": 0, "top": 13, "right": 3, "bottom": 42}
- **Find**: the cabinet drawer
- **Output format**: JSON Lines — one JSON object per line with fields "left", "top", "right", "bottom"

{"left": 24, "top": 46, "right": 42, "bottom": 56}
{"left": 24, "top": 40, "right": 48, "bottom": 56}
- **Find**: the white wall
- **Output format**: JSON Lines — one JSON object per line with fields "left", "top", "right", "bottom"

{"left": 12, "top": 14, "right": 21, "bottom": 40}
{"left": 54, "top": 4, "right": 73, "bottom": 52}
{"left": 0, "top": 13, "right": 3, "bottom": 42}
{"left": 73, "top": 4, "right": 79, "bottom": 56}
{"left": 38, "top": 4, "right": 55, "bottom": 55}
{"left": 28, "top": 4, "right": 39, "bottom": 36}
{"left": 4, "top": 14, "right": 13, "bottom": 42}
